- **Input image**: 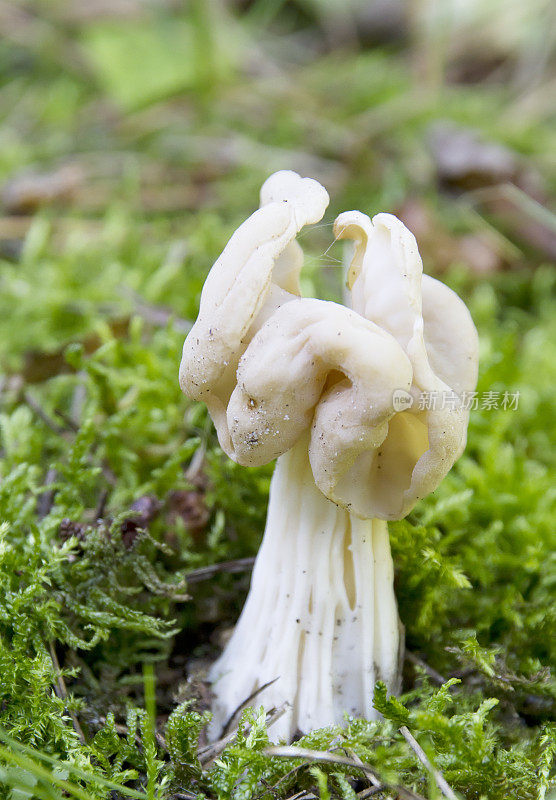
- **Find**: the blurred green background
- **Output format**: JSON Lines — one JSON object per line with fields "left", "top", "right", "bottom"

{"left": 0, "top": 0, "right": 555, "bottom": 294}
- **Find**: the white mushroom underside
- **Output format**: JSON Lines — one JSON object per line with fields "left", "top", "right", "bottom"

{"left": 208, "top": 434, "right": 401, "bottom": 743}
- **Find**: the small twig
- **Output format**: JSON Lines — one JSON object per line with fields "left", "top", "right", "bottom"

{"left": 186, "top": 556, "right": 256, "bottom": 585}
{"left": 264, "top": 746, "right": 382, "bottom": 789}
{"left": 259, "top": 777, "right": 282, "bottom": 800}
{"left": 185, "top": 444, "right": 206, "bottom": 486}
{"left": 343, "top": 747, "right": 378, "bottom": 793}
{"left": 251, "top": 763, "right": 308, "bottom": 800}
{"left": 70, "top": 380, "right": 87, "bottom": 427}
{"left": 467, "top": 183, "right": 556, "bottom": 233}
{"left": 54, "top": 408, "right": 79, "bottom": 432}
{"left": 119, "top": 286, "right": 192, "bottom": 333}
{"left": 37, "top": 468, "right": 58, "bottom": 519}
{"left": 264, "top": 746, "right": 427, "bottom": 800}
{"left": 198, "top": 706, "right": 286, "bottom": 766}
{"left": 23, "top": 391, "right": 65, "bottom": 434}
{"left": 356, "top": 788, "right": 381, "bottom": 798}
{"left": 221, "top": 676, "right": 280, "bottom": 736}
{"left": 49, "top": 641, "right": 86, "bottom": 744}
{"left": 94, "top": 486, "right": 110, "bottom": 520}
{"left": 400, "top": 726, "right": 458, "bottom": 800}
{"left": 406, "top": 650, "right": 447, "bottom": 685}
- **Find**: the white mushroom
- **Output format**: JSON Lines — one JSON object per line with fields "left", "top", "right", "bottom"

{"left": 179, "top": 172, "right": 479, "bottom": 743}
{"left": 179, "top": 170, "right": 329, "bottom": 453}
{"left": 332, "top": 210, "right": 479, "bottom": 519}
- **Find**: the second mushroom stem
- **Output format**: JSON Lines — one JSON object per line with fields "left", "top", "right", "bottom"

{"left": 208, "top": 433, "right": 402, "bottom": 742}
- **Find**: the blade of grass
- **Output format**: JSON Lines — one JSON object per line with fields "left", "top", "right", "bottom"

{"left": 143, "top": 663, "right": 158, "bottom": 800}
{"left": 0, "top": 743, "right": 94, "bottom": 800}
{"left": 0, "top": 729, "right": 147, "bottom": 799}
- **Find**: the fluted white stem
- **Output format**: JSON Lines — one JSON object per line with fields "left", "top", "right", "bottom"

{"left": 208, "top": 434, "right": 402, "bottom": 742}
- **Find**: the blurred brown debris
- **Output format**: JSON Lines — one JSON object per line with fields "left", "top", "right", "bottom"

{"left": 0, "top": 158, "right": 203, "bottom": 216}
{"left": 19, "top": 318, "right": 130, "bottom": 384}
{"left": 398, "top": 198, "right": 504, "bottom": 275}
{"left": 429, "top": 124, "right": 520, "bottom": 192}
{"left": 167, "top": 489, "right": 210, "bottom": 539}
{"left": 429, "top": 123, "right": 556, "bottom": 261}
{"left": 59, "top": 517, "right": 87, "bottom": 543}
{"left": 121, "top": 494, "right": 162, "bottom": 547}
{"left": 2, "top": 164, "right": 85, "bottom": 215}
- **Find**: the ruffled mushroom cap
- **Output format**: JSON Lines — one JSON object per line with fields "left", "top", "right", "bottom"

{"left": 227, "top": 298, "right": 412, "bottom": 471}
{"left": 331, "top": 211, "right": 479, "bottom": 519}
{"left": 179, "top": 170, "right": 329, "bottom": 454}
{"left": 180, "top": 172, "right": 478, "bottom": 522}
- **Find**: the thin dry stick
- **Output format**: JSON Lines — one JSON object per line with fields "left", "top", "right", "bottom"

{"left": 119, "top": 286, "right": 192, "bottom": 333}
{"left": 259, "top": 777, "right": 283, "bottom": 800}
{"left": 23, "top": 391, "right": 66, "bottom": 434}
{"left": 70, "top": 380, "right": 87, "bottom": 428}
{"left": 251, "top": 762, "right": 308, "bottom": 800}
{"left": 264, "top": 746, "right": 427, "bottom": 800}
{"left": 356, "top": 788, "right": 381, "bottom": 798}
{"left": 185, "top": 556, "right": 256, "bottom": 585}
{"left": 37, "top": 468, "right": 58, "bottom": 519}
{"left": 264, "top": 746, "right": 381, "bottom": 788}
{"left": 221, "top": 676, "right": 281, "bottom": 736}
{"left": 399, "top": 726, "right": 458, "bottom": 800}
{"left": 343, "top": 747, "right": 378, "bottom": 793}
{"left": 49, "top": 641, "right": 86, "bottom": 744}
{"left": 198, "top": 706, "right": 287, "bottom": 766}
{"left": 94, "top": 486, "right": 110, "bottom": 520}
{"left": 406, "top": 650, "right": 447, "bottom": 685}
{"left": 469, "top": 183, "right": 556, "bottom": 233}
{"left": 184, "top": 443, "right": 206, "bottom": 485}
{"left": 54, "top": 408, "right": 79, "bottom": 432}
